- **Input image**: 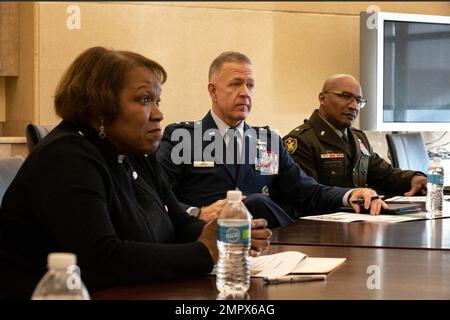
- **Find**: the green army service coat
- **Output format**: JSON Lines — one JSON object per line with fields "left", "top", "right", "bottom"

{"left": 283, "top": 110, "right": 422, "bottom": 196}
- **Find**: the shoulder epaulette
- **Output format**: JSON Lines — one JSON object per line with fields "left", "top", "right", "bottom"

{"left": 350, "top": 127, "right": 364, "bottom": 133}
{"left": 168, "top": 120, "right": 202, "bottom": 130}
{"left": 173, "top": 121, "right": 196, "bottom": 127}
{"left": 250, "top": 125, "right": 270, "bottom": 131}
{"left": 290, "top": 122, "right": 312, "bottom": 136}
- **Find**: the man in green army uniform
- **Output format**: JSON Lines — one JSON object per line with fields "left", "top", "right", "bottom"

{"left": 283, "top": 74, "right": 427, "bottom": 197}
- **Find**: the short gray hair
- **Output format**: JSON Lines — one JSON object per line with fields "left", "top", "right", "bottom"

{"left": 208, "top": 51, "right": 252, "bottom": 81}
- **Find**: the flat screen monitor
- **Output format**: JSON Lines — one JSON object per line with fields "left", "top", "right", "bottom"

{"left": 360, "top": 12, "right": 450, "bottom": 131}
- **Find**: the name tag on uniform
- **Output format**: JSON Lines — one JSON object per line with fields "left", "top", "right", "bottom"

{"left": 193, "top": 161, "right": 215, "bottom": 167}
{"left": 321, "top": 153, "right": 345, "bottom": 159}
{"left": 255, "top": 150, "right": 279, "bottom": 175}
{"left": 358, "top": 139, "right": 371, "bottom": 156}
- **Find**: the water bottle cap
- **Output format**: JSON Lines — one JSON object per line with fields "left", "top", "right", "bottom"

{"left": 226, "top": 190, "right": 242, "bottom": 202}
{"left": 48, "top": 253, "right": 76, "bottom": 270}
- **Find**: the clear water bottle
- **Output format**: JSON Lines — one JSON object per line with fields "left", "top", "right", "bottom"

{"left": 426, "top": 157, "right": 444, "bottom": 215}
{"left": 31, "top": 253, "right": 90, "bottom": 300}
{"left": 216, "top": 190, "right": 252, "bottom": 295}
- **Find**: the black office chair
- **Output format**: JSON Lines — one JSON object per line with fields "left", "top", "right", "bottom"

{"left": 385, "top": 132, "right": 429, "bottom": 173}
{"left": 25, "top": 123, "right": 55, "bottom": 152}
{"left": 0, "top": 156, "right": 24, "bottom": 204}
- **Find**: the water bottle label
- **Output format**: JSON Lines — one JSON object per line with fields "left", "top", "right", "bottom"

{"left": 218, "top": 224, "right": 250, "bottom": 244}
{"left": 427, "top": 174, "right": 444, "bottom": 185}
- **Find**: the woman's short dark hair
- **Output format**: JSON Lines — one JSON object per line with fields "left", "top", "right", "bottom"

{"left": 54, "top": 46, "right": 167, "bottom": 125}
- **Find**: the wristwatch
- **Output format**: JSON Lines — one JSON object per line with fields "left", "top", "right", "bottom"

{"left": 189, "top": 207, "right": 201, "bottom": 218}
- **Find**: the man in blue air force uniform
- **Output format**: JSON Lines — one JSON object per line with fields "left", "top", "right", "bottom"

{"left": 157, "top": 52, "right": 385, "bottom": 228}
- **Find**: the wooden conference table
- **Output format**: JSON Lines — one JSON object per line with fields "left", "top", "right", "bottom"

{"left": 271, "top": 200, "right": 450, "bottom": 250}
{"left": 93, "top": 199, "right": 450, "bottom": 300}
{"left": 93, "top": 244, "right": 450, "bottom": 300}
{"left": 271, "top": 216, "right": 450, "bottom": 250}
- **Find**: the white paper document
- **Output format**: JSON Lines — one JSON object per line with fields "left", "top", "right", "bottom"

{"left": 385, "top": 195, "right": 450, "bottom": 202}
{"left": 301, "top": 212, "right": 425, "bottom": 223}
{"left": 249, "top": 251, "right": 346, "bottom": 278}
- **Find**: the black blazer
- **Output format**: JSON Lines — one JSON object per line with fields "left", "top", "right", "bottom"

{"left": 0, "top": 121, "right": 213, "bottom": 299}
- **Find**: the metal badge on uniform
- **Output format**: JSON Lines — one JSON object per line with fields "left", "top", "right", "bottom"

{"left": 257, "top": 139, "right": 266, "bottom": 145}
{"left": 320, "top": 152, "right": 345, "bottom": 159}
{"left": 255, "top": 150, "right": 279, "bottom": 175}
{"left": 358, "top": 139, "right": 370, "bottom": 156}
{"left": 284, "top": 137, "right": 297, "bottom": 154}
{"left": 256, "top": 139, "right": 267, "bottom": 151}
{"left": 193, "top": 161, "right": 215, "bottom": 167}
{"left": 262, "top": 185, "right": 269, "bottom": 197}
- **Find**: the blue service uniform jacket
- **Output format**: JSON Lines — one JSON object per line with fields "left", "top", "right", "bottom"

{"left": 157, "top": 111, "right": 350, "bottom": 215}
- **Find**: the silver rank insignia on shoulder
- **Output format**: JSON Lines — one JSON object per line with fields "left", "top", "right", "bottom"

{"left": 132, "top": 171, "right": 138, "bottom": 180}
{"left": 320, "top": 131, "right": 325, "bottom": 136}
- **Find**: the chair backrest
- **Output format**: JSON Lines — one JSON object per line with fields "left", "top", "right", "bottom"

{"left": 0, "top": 156, "right": 24, "bottom": 204}
{"left": 25, "top": 123, "right": 55, "bottom": 152}
{"left": 385, "top": 132, "right": 429, "bottom": 172}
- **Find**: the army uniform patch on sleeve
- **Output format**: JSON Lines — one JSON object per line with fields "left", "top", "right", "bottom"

{"left": 284, "top": 137, "right": 297, "bottom": 154}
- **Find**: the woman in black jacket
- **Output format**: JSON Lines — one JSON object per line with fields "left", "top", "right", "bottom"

{"left": 0, "top": 47, "right": 270, "bottom": 299}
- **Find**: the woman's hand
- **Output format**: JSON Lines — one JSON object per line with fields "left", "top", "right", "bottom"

{"left": 198, "top": 217, "right": 271, "bottom": 263}
{"left": 197, "top": 218, "right": 218, "bottom": 264}
{"left": 249, "top": 218, "right": 271, "bottom": 257}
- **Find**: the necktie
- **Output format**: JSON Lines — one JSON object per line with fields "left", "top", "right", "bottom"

{"left": 226, "top": 128, "right": 239, "bottom": 165}
{"left": 224, "top": 128, "right": 241, "bottom": 181}
{"left": 342, "top": 132, "right": 349, "bottom": 145}
{"left": 342, "top": 132, "right": 353, "bottom": 158}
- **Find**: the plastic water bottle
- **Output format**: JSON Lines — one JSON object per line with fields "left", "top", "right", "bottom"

{"left": 216, "top": 190, "right": 252, "bottom": 295}
{"left": 426, "top": 157, "right": 444, "bottom": 215}
{"left": 31, "top": 253, "right": 90, "bottom": 300}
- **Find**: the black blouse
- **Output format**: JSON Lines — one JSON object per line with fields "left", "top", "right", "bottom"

{"left": 0, "top": 121, "right": 213, "bottom": 299}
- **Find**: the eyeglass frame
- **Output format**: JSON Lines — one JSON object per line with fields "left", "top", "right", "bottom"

{"left": 322, "top": 90, "right": 367, "bottom": 108}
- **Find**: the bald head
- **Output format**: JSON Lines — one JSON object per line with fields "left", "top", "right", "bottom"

{"left": 321, "top": 74, "right": 361, "bottom": 93}
{"left": 318, "top": 74, "right": 363, "bottom": 130}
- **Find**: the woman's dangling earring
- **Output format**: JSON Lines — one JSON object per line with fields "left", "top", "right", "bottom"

{"left": 99, "top": 120, "right": 106, "bottom": 139}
